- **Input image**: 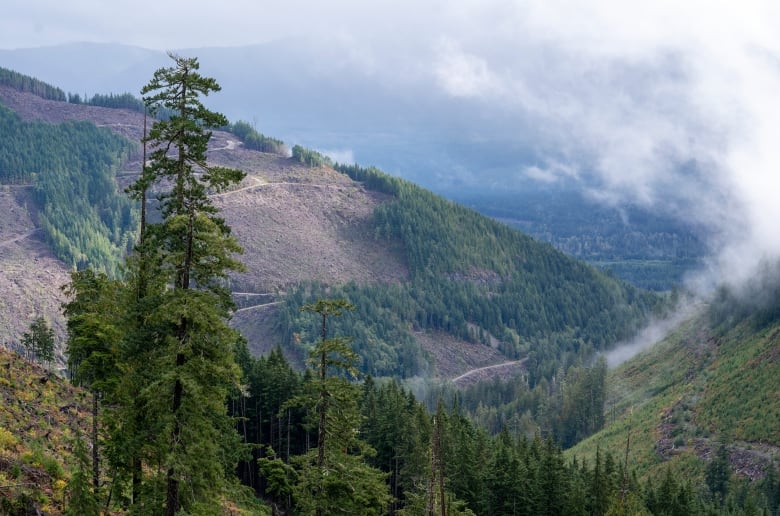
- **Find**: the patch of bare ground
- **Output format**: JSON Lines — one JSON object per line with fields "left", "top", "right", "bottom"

{"left": 216, "top": 161, "right": 409, "bottom": 293}
{"left": 0, "top": 188, "right": 70, "bottom": 365}
{"left": 415, "top": 330, "right": 512, "bottom": 380}
{"left": 0, "top": 85, "right": 146, "bottom": 142}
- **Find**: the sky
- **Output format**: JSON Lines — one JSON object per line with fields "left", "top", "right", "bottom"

{"left": 4, "top": 1, "right": 780, "bottom": 294}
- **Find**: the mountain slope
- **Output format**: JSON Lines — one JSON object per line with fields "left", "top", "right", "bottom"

{"left": 0, "top": 347, "right": 91, "bottom": 515}
{"left": 0, "top": 186, "right": 71, "bottom": 357}
{"left": 0, "top": 71, "right": 659, "bottom": 384}
{"left": 568, "top": 296, "right": 780, "bottom": 489}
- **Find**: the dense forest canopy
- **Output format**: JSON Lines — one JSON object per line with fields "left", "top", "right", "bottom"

{"left": 0, "top": 102, "right": 137, "bottom": 274}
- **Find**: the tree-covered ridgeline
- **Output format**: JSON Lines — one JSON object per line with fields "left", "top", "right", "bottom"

{"left": 0, "top": 66, "right": 67, "bottom": 101}
{"left": 0, "top": 103, "right": 137, "bottom": 274}
{"left": 292, "top": 145, "right": 333, "bottom": 168}
{"left": 229, "top": 120, "right": 286, "bottom": 154}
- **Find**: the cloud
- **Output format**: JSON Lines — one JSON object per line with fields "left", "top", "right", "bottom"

{"left": 434, "top": 38, "right": 504, "bottom": 98}
{"left": 523, "top": 161, "right": 579, "bottom": 184}
{"left": 603, "top": 298, "right": 700, "bottom": 368}
{"left": 320, "top": 148, "right": 355, "bottom": 165}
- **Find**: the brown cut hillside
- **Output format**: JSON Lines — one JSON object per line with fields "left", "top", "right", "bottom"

{"left": 0, "top": 187, "right": 70, "bottom": 360}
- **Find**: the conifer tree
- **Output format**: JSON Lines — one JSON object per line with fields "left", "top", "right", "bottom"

{"left": 65, "top": 432, "right": 100, "bottom": 516}
{"left": 62, "top": 269, "right": 122, "bottom": 497}
{"left": 128, "top": 52, "right": 247, "bottom": 515}
{"left": 291, "top": 299, "right": 391, "bottom": 516}
{"left": 21, "top": 315, "right": 55, "bottom": 364}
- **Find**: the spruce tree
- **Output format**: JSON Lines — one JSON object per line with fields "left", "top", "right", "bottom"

{"left": 129, "top": 52, "right": 246, "bottom": 515}
{"left": 291, "top": 299, "right": 391, "bottom": 516}
{"left": 62, "top": 269, "right": 123, "bottom": 498}
{"left": 21, "top": 315, "right": 55, "bottom": 364}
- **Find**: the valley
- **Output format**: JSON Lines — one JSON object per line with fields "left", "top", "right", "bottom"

{"left": 0, "top": 64, "right": 778, "bottom": 514}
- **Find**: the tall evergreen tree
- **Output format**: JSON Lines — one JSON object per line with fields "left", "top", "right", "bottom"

{"left": 127, "top": 52, "right": 247, "bottom": 515}
{"left": 62, "top": 269, "right": 123, "bottom": 498}
{"left": 290, "top": 299, "right": 391, "bottom": 516}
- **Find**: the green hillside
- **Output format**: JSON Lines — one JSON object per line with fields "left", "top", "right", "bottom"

{"left": 568, "top": 290, "right": 780, "bottom": 510}
{"left": 0, "top": 101, "right": 137, "bottom": 275}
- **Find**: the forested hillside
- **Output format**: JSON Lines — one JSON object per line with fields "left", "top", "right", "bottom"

{"left": 276, "top": 163, "right": 662, "bottom": 382}
{"left": 456, "top": 189, "right": 707, "bottom": 291}
{"left": 0, "top": 102, "right": 137, "bottom": 275}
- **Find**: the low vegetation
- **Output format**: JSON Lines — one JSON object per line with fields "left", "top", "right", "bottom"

{"left": 569, "top": 292, "right": 780, "bottom": 512}
{"left": 0, "top": 347, "right": 90, "bottom": 515}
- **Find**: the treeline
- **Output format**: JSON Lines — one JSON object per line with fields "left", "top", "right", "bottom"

{"left": 0, "top": 66, "right": 66, "bottom": 101}
{"left": 0, "top": 104, "right": 137, "bottom": 274}
{"left": 233, "top": 347, "right": 779, "bottom": 515}
{"left": 230, "top": 120, "right": 286, "bottom": 154}
{"left": 292, "top": 144, "right": 333, "bottom": 167}
{"left": 68, "top": 91, "right": 144, "bottom": 111}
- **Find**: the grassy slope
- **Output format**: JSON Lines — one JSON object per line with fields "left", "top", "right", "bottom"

{"left": 0, "top": 347, "right": 91, "bottom": 515}
{"left": 568, "top": 303, "right": 780, "bottom": 483}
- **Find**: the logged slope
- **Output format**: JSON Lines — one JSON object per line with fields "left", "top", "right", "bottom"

{"left": 0, "top": 187, "right": 70, "bottom": 358}
{"left": 569, "top": 295, "right": 780, "bottom": 487}
{"left": 0, "top": 73, "right": 659, "bottom": 384}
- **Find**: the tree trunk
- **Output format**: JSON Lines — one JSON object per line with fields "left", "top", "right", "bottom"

{"left": 92, "top": 390, "right": 99, "bottom": 492}
{"left": 166, "top": 350, "right": 186, "bottom": 516}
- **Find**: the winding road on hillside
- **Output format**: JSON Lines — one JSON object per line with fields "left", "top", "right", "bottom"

{"left": 211, "top": 177, "right": 360, "bottom": 200}
{"left": 451, "top": 358, "right": 527, "bottom": 385}
{"left": 233, "top": 301, "right": 283, "bottom": 314}
{"left": 210, "top": 175, "right": 267, "bottom": 198}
